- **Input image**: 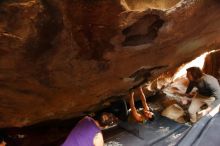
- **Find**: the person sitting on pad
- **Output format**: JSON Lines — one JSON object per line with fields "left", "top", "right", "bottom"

{"left": 182, "top": 67, "right": 220, "bottom": 123}
{"left": 62, "top": 113, "right": 118, "bottom": 146}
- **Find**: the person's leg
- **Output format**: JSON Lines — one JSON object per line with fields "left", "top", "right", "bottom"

{"left": 139, "top": 87, "right": 154, "bottom": 119}
{"left": 139, "top": 87, "right": 150, "bottom": 111}
{"left": 188, "top": 97, "right": 204, "bottom": 123}
{"left": 197, "top": 95, "right": 215, "bottom": 118}
{"left": 203, "top": 96, "right": 215, "bottom": 106}
{"left": 129, "top": 91, "right": 143, "bottom": 122}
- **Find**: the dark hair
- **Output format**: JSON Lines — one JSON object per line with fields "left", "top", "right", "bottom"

{"left": 98, "top": 112, "right": 118, "bottom": 127}
{"left": 186, "top": 67, "right": 203, "bottom": 80}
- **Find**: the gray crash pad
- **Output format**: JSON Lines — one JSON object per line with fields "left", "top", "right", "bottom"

{"left": 178, "top": 113, "right": 220, "bottom": 146}
{"left": 105, "top": 114, "right": 190, "bottom": 146}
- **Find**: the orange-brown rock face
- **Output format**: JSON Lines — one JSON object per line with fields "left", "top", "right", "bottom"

{"left": 204, "top": 50, "right": 220, "bottom": 81}
{"left": 0, "top": 0, "right": 220, "bottom": 127}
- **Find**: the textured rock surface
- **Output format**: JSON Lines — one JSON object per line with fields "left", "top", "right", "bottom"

{"left": 0, "top": 0, "right": 220, "bottom": 127}
{"left": 204, "top": 50, "right": 220, "bottom": 82}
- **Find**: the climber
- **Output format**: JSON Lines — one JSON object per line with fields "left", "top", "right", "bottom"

{"left": 62, "top": 112, "right": 118, "bottom": 146}
{"left": 183, "top": 67, "right": 220, "bottom": 123}
{"left": 129, "top": 86, "right": 154, "bottom": 123}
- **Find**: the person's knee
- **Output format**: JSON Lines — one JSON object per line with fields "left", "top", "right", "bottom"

{"left": 93, "top": 132, "right": 104, "bottom": 146}
{"left": 188, "top": 107, "right": 196, "bottom": 115}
